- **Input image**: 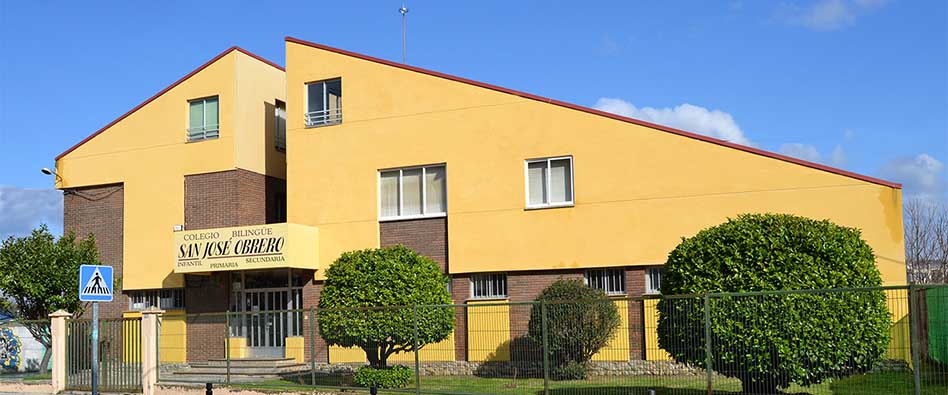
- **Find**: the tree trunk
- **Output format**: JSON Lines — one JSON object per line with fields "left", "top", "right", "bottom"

{"left": 740, "top": 376, "right": 779, "bottom": 394}
{"left": 38, "top": 346, "right": 51, "bottom": 375}
{"left": 364, "top": 346, "right": 381, "bottom": 369}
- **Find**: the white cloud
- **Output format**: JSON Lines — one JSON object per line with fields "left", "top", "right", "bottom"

{"left": 0, "top": 186, "right": 63, "bottom": 239}
{"left": 779, "top": 0, "right": 888, "bottom": 31}
{"left": 880, "top": 154, "right": 946, "bottom": 199}
{"left": 778, "top": 143, "right": 847, "bottom": 166}
{"left": 593, "top": 98, "right": 753, "bottom": 146}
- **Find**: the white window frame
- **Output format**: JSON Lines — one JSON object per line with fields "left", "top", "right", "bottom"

{"left": 378, "top": 164, "right": 448, "bottom": 221}
{"left": 187, "top": 96, "right": 220, "bottom": 141}
{"left": 470, "top": 273, "right": 507, "bottom": 299}
{"left": 524, "top": 156, "right": 574, "bottom": 209}
{"left": 304, "top": 78, "right": 342, "bottom": 127}
{"left": 645, "top": 267, "right": 665, "bottom": 295}
{"left": 584, "top": 268, "right": 626, "bottom": 296}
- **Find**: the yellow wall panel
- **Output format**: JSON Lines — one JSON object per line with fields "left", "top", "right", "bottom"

{"left": 228, "top": 337, "right": 248, "bottom": 359}
{"left": 885, "top": 289, "right": 912, "bottom": 366}
{"left": 643, "top": 299, "right": 672, "bottom": 361}
{"left": 466, "top": 302, "right": 510, "bottom": 362}
{"left": 592, "top": 299, "right": 630, "bottom": 361}
{"left": 328, "top": 332, "right": 456, "bottom": 364}
{"left": 159, "top": 310, "right": 187, "bottom": 363}
{"left": 285, "top": 337, "right": 305, "bottom": 363}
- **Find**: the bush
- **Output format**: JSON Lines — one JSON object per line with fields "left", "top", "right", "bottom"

{"left": 353, "top": 365, "right": 413, "bottom": 388}
{"left": 318, "top": 246, "right": 454, "bottom": 368}
{"left": 657, "top": 213, "right": 891, "bottom": 394}
{"left": 527, "top": 279, "right": 620, "bottom": 380}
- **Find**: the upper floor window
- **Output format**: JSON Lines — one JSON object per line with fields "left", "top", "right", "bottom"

{"left": 128, "top": 288, "right": 185, "bottom": 311}
{"left": 646, "top": 267, "right": 665, "bottom": 294}
{"left": 275, "top": 99, "right": 287, "bottom": 151}
{"left": 188, "top": 96, "right": 219, "bottom": 141}
{"left": 471, "top": 273, "right": 507, "bottom": 299}
{"left": 585, "top": 268, "right": 625, "bottom": 295}
{"left": 379, "top": 164, "right": 446, "bottom": 220}
{"left": 306, "top": 78, "right": 342, "bottom": 127}
{"left": 526, "top": 156, "right": 573, "bottom": 208}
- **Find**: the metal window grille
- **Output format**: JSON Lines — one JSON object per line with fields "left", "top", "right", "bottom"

{"left": 128, "top": 288, "right": 185, "bottom": 310}
{"left": 646, "top": 267, "right": 665, "bottom": 294}
{"left": 585, "top": 268, "right": 626, "bottom": 295}
{"left": 471, "top": 273, "right": 507, "bottom": 299}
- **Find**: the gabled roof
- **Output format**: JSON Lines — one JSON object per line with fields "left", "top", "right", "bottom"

{"left": 55, "top": 47, "right": 284, "bottom": 161}
{"left": 285, "top": 36, "right": 901, "bottom": 189}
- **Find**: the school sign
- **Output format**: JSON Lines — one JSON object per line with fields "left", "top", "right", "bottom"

{"left": 173, "top": 223, "right": 319, "bottom": 274}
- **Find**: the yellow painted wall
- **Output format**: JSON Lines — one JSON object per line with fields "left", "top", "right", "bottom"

{"left": 591, "top": 299, "right": 630, "bottom": 361}
{"left": 159, "top": 311, "right": 187, "bottom": 363}
{"left": 284, "top": 41, "right": 906, "bottom": 285}
{"left": 643, "top": 299, "right": 672, "bottom": 361}
{"left": 328, "top": 333, "right": 457, "bottom": 363}
{"left": 122, "top": 312, "right": 142, "bottom": 363}
{"left": 885, "top": 289, "right": 913, "bottom": 366}
{"left": 56, "top": 50, "right": 286, "bottom": 290}
{"left": 285, "top": 337, "right": 305, "bottom": 363}
{"left": 227, "top": 337, "right": 249, "bottom": 359}
{"left": 466, "top": 301, "right": 510, "bottom": 362}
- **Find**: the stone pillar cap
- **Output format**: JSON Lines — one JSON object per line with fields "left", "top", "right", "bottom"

{"left": 142, "top": 307, "right": 165, "bottom": 315}
{"left": 48, "top": 310, "right": 71, "bottom": 318}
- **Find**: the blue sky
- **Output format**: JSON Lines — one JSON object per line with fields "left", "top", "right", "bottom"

{"left": 1, "top": 0, "right": 945, "bottom": 238}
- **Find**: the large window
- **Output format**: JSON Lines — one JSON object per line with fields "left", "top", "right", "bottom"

{"left": 188, "top": 96, "right": 219, "bottom": 141}
{"left": 128, "top": 288, "right": 185, "bottom": 311}
{"left": 275, "top": 99, "right": 287, "bottom": 151}
{"left": 526, "top": 156, "right": 573, "bottom": 208}
{"left": 646, "top": 267, "right": 665, "bottom": 294}
{"left": 471, "top": 274, "right": 507, "bottom": 299}
{"left": 305, "top": 78, "right": 342, "bottom": 127}
{"left": 379, "top": 164, "right": 446, "bottom": 220}
{"left": 585, "top": 268, "right": 625, "bottom": 295}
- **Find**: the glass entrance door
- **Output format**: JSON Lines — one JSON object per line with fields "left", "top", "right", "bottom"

{"left": 229, "top": 270, "right": 304, "bottom": 358}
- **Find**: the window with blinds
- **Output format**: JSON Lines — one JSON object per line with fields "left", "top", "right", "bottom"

{"left": 379, "top": 164, "right": 446, "bottom": 220}
{"left": 471, "top": 273, "right": 507, "bottom": 299}
{"left": 526, "top": 156, "right": 573, "bottom": 208}
{"left": 187, "top": 96, "right": 219, "bottom": 141}
{"left": 585, "top": 268, "right": 626, "bottom": 295}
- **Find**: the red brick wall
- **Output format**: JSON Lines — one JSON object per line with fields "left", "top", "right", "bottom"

{"left": 63, "top": 184, "right": 127, "bottom": 319}
{"left": 379, "top": 217, "right": 448, "bottom": 272}
{"left": 184, "top": 273, "right": 230, "bottom": 362}
{"left": 301, "top": 277, "right": 328, "bottom": 362}
{"left": 626, "top": 267, "right": 647, "bottom": 360}
{"left": 451, "top": 275, "right": 470, "bottom": 361}
{"left": 507, "top": 270, "right": 584, "bottom": 338}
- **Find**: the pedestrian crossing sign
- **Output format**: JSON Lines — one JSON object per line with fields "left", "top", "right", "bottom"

{"left": 79, "top": 265, "right": 113, "bottom": 302}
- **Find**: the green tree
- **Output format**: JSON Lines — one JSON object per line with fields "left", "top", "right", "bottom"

{"left": 0, "top": 225, "right": 99, "bottom": 374}
{"left": 317, "top": 245, "right": 453, "bottom": 369}
{"left": 527, "top": 279, "right": 620, "bottom": 380}
{"left": 657, "top": 213, "right": 891, "bottom": 394}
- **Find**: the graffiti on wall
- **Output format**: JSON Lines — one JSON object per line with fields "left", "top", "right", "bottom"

{"left": 0, "top": 327, "right": 21, "bottom": 370}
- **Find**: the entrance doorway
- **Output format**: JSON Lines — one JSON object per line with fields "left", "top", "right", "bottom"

{"left": 229, "top": 270, "right": 304, "bottom": 358}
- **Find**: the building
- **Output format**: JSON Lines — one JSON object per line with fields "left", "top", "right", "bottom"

{"left": 54, "top": 37, "right": 906, "bottom": 364}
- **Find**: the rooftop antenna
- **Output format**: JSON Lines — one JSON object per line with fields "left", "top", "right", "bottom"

{"left": 399, "top": 3, "right": 409, "bottom": 63}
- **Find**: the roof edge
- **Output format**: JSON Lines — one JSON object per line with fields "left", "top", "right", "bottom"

{"left": 55, "top": 46, "right": 284, "bottom": 161}
{"left": 285, "top": 36, "right": 901, "bottom": 190}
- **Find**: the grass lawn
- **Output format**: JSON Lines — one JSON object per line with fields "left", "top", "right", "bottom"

{"left": 21, "top": 372, "right": 51, "bottom": 381}
{"left": 226, "top": 370, "right": 945, "bottom": 395}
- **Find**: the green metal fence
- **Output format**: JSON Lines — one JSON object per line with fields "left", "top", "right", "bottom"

{"left": 65, "top": 316, "right": 142, "bottom": 392}
{"left": 160, "top": 284, "right": 947, "bottom": 394}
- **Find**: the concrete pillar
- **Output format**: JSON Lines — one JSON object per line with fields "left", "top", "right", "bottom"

{"left": 48, "top": 310, "right": 71, "bottom": 394}
{"left": 141, "top": 307, "right": 164, "bottom": 395}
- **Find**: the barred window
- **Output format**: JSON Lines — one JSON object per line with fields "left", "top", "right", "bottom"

{"left": 128, "top": 288, "right": 185, "bottom": 311}
{"left": 585, "top": 268, "right": 625, "bottom": 295}
{"left": 646, "top": 267, "right": 665, "bottom": 294}
{"left": 470, "top": 274, "right": 507, "bottom": 299}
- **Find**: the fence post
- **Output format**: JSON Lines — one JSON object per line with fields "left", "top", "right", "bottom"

{"left": 141, "top": 307, "right": 164, "bottom": 395}
{"left": 909, "top": 285, "right": 922, "bottom": 395}
{"left": 49, "top": 310, "right": 71, "bottom": 394}
{"left": 412, "top": 305, "right": 421, "bottom": 395}
{"left": 309, "top": 307, "right": 316, "bottom": 387}
{"left": 541, "top": 300, "right": 550, "bottom": 395}
{"left": 225, "top": 312, "right": 231, "bottom": 385}
{"left": 703, "top": 294, "right": 712, "bottom": 395}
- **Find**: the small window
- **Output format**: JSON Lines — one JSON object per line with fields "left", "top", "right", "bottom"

{"left": 128, "top": 288, "right": 185, "bottom": 310}
{"left": 646, "top": 267, "right": 665, "bottom": 294}
{"left": 471, "top": 274, "right": 507, "bottom": 299}
{"left": 275, "top": 99, "right": 287, "bottom": 151}
{"left": 188, "top": 96, "right": 219, "bottom": 141}
{"left": 526, "top": 156, "right": 573, "bottom": 208}
{"left": 379, "top": 164, "right": 446, "bottom": 220}
{"left": 585, "top": 268, "right": 625, "bottom": 295}
{"left": 305, "top": 78, "right": 342, "bottom": 127}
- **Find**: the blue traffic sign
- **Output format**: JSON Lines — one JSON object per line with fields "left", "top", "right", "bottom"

{"left": 79, "top": 265, "right": 113, "bottom": 302}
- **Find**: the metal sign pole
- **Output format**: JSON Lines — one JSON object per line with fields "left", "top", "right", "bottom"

{"left": 91, "top": 301, "right": 99, "bottom": 395}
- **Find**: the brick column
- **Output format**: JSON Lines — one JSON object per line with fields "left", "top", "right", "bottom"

{"left": 626, "top": 267, "right": 647, "bottom": 360}
{"left": 49, "top": 310, "right": 70, "bottom": 393}
{"left": 451, "top": 275, "right": 470, "bottom": 361}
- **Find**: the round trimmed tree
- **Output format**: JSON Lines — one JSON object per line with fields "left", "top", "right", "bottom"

{"left": 657, "top": 213, "right": 891, "bottom": 394}
{"left": 527, "top": 279, "right": 621, "bottom": 380}
{"left": 318, "top": 245, "right": 454, "bottom": 370}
